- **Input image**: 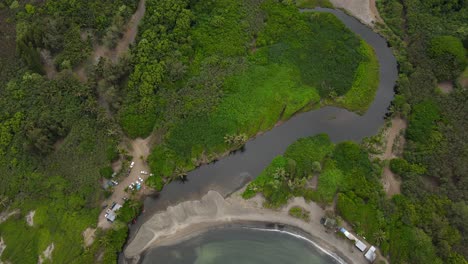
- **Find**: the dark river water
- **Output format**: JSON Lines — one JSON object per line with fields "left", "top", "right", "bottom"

{"left": 140, "top": 227, "right": 343, "bottom": 264}
{"left": 123, "top": 7, "right": 398, "bottom": 263}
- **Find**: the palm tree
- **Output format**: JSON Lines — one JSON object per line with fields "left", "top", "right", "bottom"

{"left": 374, "top": 230, "right": 387, "bottom": 246}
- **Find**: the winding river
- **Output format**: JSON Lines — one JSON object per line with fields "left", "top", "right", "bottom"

{"left": 123, "top": 7, "right": 398, "bottom": 263}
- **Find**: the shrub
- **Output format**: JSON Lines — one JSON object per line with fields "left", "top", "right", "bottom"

{"left": 99, "top": 166, "right": 114, "bottom": 179}
{"left": 288, "top": 206, "right": 310, "bottom": 221}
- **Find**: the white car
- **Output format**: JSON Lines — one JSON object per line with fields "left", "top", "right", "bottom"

{"left": 140, "top": 171, "right": 148, "bottom": 175}
{"left": 128, "top": 185, "right": 134, "bottom": 190}
{"left": 150, "top": 173, "right": 154, "bottom": 176}
{"left": 111, "top": 180, "right": 118, "bottom": 185}
{"left": 138, "top": 177, "right": 144, "bottom": 182}
{"left": 130, "top": 161, "right": 135, "bottom": 168}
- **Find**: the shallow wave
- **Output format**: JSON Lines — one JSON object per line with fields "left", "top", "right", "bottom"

{"left": 246, "top": 227, "right": 347, "bottom": 264}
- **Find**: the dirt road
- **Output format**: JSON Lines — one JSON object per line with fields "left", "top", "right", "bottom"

{"left": 380, "top": 117, "right": 406, "bottom": 197}
{"left": 98, "top": 135, "right": 153, "bottom": 229}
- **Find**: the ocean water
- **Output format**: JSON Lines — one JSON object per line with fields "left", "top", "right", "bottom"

{"left": 141, "top": 227, "right": 342, "bottom": 264}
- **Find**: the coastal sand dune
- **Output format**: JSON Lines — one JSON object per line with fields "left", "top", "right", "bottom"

{"left": 124, "top": 190, "right": 368, "bottom": 264}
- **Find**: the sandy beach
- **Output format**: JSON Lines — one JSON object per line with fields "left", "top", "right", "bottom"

{"left": 124, "top": 189, "right": 370, "bottom": 264}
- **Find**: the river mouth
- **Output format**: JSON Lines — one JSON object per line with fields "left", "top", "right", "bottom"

{"left": 140, "top": 223, "right": 345, "bottom": 264}
{"left": 124, "top": 6, "right": 397, "bottom": 263}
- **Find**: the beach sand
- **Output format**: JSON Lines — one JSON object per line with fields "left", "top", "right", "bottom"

{"left": 124, "top": 189, "right": 369, "bottom": 264}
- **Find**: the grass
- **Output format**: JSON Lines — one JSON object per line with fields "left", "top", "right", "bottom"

{"left": 288, "top": 206, "right": 311, "bottom": 222}
{"left": 337, "top": 41, "right": 380, "bottom": 113}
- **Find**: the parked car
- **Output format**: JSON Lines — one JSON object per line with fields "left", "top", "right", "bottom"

{"left": 130, "top": 161, "right": 135, "bottom": 168}
{"left": 149, "top": 173, "right": 154, "bottom": 176}
{"left": 129, "top": 185, "right": 134, "bottom": 190}
{"left": 122, "top": 197, "right": 128, "bottom": 201}
{"left": 140, "top": 170, "right": 148, "bottom": 175}
{"left": 111, "top": 180, "right": 118, "bottom": 185}
{"left": 138, "top": 177, "right": 144, "bottom": 182}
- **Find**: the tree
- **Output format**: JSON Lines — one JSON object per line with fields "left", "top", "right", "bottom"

{"left": 429, "top": 36, "right": 467, "bottom": 81}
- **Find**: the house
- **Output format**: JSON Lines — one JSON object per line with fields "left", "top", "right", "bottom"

{"left": 365, "top": 246, "right": 377, "bottom": 262}
{"left": 355, "top": 240, "right": 367, "bottom": 252}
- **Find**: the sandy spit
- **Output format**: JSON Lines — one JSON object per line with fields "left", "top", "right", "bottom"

{"left": 124, "top": 190, "right": 369, "bottom": 264}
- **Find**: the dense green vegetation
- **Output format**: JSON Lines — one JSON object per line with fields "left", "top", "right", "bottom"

{"left": 122, "top": 0, "right": 379, "bottom": 187}
{"left": 243, "top": 135, "right": 385, "bottom": 245}
{"left": 0, "top": 1, "right": 138, "bottom": 263}
{"left": 377, "top": 0, "right": 468, "bottom": 262}
{"left": 245, "top": 1, "right": 468, "bottom": 263}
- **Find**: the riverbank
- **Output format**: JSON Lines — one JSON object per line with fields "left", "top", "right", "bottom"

{"left": 124, "top": 189, "right": 370, "bottom": 264}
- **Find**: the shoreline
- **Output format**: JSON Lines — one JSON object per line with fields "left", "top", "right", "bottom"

{"left": 124, "top": 190, "right": 369, "bottom": 264}
{"left": 139, "top": 222, "right": 350, "bottom": 264}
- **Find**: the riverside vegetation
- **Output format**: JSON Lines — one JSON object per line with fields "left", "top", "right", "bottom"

{"left": 244, "top": 0, "right": 468, "bottom": 263}
{"left": 121, "top": 0, "right": 378, "bottom": 188}
{"left": 0, "top": 0, "right": 379, "bottom": 263}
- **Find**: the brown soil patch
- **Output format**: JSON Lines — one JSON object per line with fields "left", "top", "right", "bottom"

{"left": 82, "top": 227, "right": 96, "bottom": 247}
{"left": 438, "top": 81, "right": 454, "bottom": 94}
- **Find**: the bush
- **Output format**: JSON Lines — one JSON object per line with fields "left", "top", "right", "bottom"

{"left": 99, "top": 166, "right": 114, "bottom": 179}
{"left": 288, "top": 206, "right": 310, "bottom": 221}
{"left": 145, "top": 175, "right": 164, "bottom": 191}
{"left": 429, "top": 35, "right": 467, "bottom": 81}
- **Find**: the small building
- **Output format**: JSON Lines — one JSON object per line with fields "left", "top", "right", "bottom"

{"left": 355, "top": 240, "right": 367, "bottom": 252}
{"left": 365, "top": 246, "right": 377, "bottom": 262}
{"left": 111, "top": 203, "right": 122, "bottom": 211}
{"left": 105, "top": 203, "right": 123, "bottom": 222}
{"left": 106, "top": 211, "right": 117, "bottom": 222}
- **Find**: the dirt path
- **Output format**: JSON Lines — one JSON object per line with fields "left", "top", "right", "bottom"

{"left": 380, "top": 117, "right": 406, "bottom": 197}
{"left": 92, "top": 0, "right": 145, "bottom": 64}
{"left": 329, "top": 0, "right": 383, "bottom": 26}
{"left": 83, "top": 227, "right": 96, "bottom": 247}
{"left": 97, "top": 135, "right": 153, "bottom": 229}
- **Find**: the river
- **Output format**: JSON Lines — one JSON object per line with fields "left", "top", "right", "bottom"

{"left": 123, "top": 7, "right": 397, "bottom": 263}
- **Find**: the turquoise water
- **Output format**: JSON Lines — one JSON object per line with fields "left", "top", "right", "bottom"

{"left": 141, "top": 227, "right": 342, "bottom": 264}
